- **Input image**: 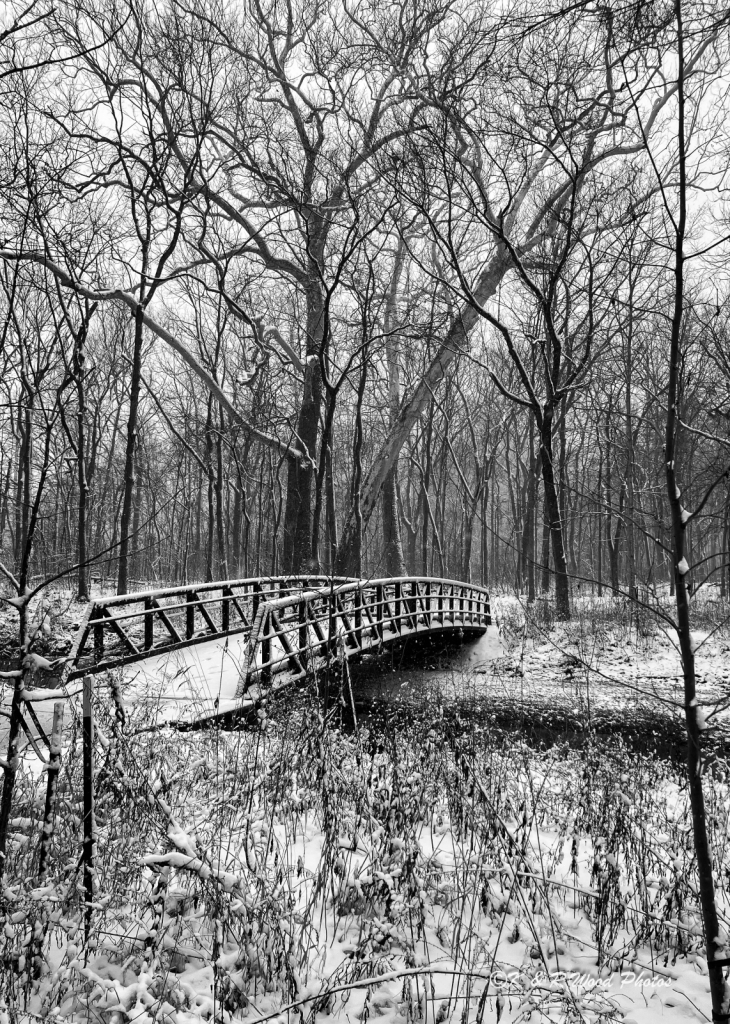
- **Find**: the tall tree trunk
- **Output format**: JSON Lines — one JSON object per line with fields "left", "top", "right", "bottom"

{"left": 216, "top": 408, "right": 227, "bottom": 578}
{"left": 204, "top": 395, "right": 215, "bottom": 583}
{"left": 597, "top": 451, "right": 603, "bottom": 597}
{"left": 117, "top": 306, "right": 144, "bottom": 595}
{"left": 480, "top": 475, "right": 490, "bottom": 588}
{"left": 382, "top": 471, "right": 404, "bottom": 576}
{"left": 283, "top": 280, "right": 325, "bottom": 572}
{"left": 522, "top": 433, "right": 538, "bottom": 604}
{"left": 625, "top": 293, "right": 638, "bottom": 600}
{"left": 348, "top": 353, "right": 368, "bottom": 577}
{"left": 0, "top": 464, "right": 11, "bottom": 551}
{"left": 664, "top": 10, "right": 726, "bottom": 1017}
{"left": 232, "top": 479, "right": 242, "bottom": 577}
{"left": 14, "top": 389, "right": 32, "bottom": 572}
{"left": 325, "top": 446, "right": 337, "bottom": 574}
{"left": 74, "top": 331, "right": 89, "bottom": 601}
{"left": 540, "top": 409, "right": 570, "bottom": 619}
{"left": 558, "top": 396, "right": 570, "bottom": 575}
{"left": 312, "top": 389, "right": 337, "bottom": 572}
{"left": 382, "top": 242, "right": 407, "bottom": 577}
{"left": 540, "top": 502, "right": 551, "bottom": 593}
{"left": 131, "top": 455, "right": 143, "bottom": 583}
{"left": 722, "top": 497, "right": 729, "bottom": 599}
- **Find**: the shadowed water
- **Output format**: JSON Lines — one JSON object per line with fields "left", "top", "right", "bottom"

{"left": 344, "top": 628, "right": 693, "bottom": 763}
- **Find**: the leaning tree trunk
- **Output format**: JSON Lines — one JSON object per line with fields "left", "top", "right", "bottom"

{"left": 336, "top": 248, "right": 511, "bottom": 575}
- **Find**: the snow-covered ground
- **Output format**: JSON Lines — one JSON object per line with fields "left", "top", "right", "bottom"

{"left": 2, "top": 595, "right": 730, "bottom": 1023}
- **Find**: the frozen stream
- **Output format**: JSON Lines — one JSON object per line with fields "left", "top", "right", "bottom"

{"left": 347, "top": 628, "right": 506, "bottom": 706}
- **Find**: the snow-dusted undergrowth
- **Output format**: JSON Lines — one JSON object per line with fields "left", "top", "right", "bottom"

{"left": 1, "top": 650, "right": 728, "bottom": 1024}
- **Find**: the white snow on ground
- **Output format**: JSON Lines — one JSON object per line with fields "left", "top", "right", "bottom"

{"left": 489, "top": 596, "right": 730, "bottom": 728}
{"left": 6, "top": 708, "right": 720, "bottom": 1024}
{"left": 3, "top": 595, "right": 730, "bottom": 1023}
{"left": 120, "top": 634, "right": 253, "bottom": 722}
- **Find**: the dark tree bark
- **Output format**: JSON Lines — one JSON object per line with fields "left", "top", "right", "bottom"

{"left": 663, "top": 9, "right": 726, "bottom": 1018}
{"left": 284, "top": 282, "right": 325, "bottom": 573}
{"left": 117, "top": 303, "right": 144, "bottom": 595}
{"left": 539, "top": 409, "right": 570, "bottom": 619}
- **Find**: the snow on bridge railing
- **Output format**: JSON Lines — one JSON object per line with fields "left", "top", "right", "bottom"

{"left": 0, "top": 575, "right": 489, "bottom": 888}
{"left": 12, "top": 574, "right": 489, "bottom": 712}
{"left": 2, "top": 574, "right": 490, "bottom": 763}
{"left": 235, "top": 576, "right": 491, "bottom": 698}
{"left": 60, "top": 575, "right": 360, "bottom": 682}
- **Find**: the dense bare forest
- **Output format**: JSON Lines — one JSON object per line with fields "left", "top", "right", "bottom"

{"left": 6, "top": 3, "right": 730, "bottom": 1022}
{"left": 1, "top": 0, "right": 728, "bottom": 615}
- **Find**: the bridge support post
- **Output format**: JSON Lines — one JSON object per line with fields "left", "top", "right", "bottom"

{"left": 354, "top": 589, "right": 362, "bottom": 648}
{"left": 221, "top": 590, "right": 230, "bottom": 633}
{"left": 298, "top": 599, "right": 308, "bottom": 668}
{"left": 94, "top": 620, "right": 104, "bottom": 661}
{"left": 144, "top": 597, "right": 154, "bottom": 650}
{"left": 394, "top": 582, "right": 401, "bottom": 634}
{"left": 186, "top": 592, "right": 195, "bottom": 640}
{"left": 327, "top": 600, "right": 336, "bottom": 659}
{"left": 376, "top": 586, "right": 384, "bottom": 642}
{"left": 261, "top": 611, "right": 271, "bottom": 686}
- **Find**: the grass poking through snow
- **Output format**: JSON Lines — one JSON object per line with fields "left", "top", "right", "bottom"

{"left": 1, "top": 642, "right": 728, "bottom": 1022}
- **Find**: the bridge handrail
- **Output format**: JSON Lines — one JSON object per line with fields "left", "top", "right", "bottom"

{"left": 86, "top": 575, "right": 360, "bottom": 610}
{"left": 28, "top": 574, "right": 490, "bottom": 696}
{"left": 236, "top": 575, "right": 490, "bottom": 696}
{"left": 253, "top": 576, "right": 488, "bottom": 613}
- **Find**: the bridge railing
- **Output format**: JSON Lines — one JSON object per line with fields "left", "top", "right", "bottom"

{"left": 63, "top": 575, "right": 359, "bottom": 681}
{"left": 29, "top": 575, "right": 489, "bottom": 697}
{"left": 6, "top": 574, "right": 488, "bottom": 753}
{"left": 237, "top": 577, "right": 490, "bottom": 696}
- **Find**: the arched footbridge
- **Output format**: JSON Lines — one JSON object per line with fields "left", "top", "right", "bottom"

{"left": 12, "top": 575, "right": 490, "bottom": 745}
